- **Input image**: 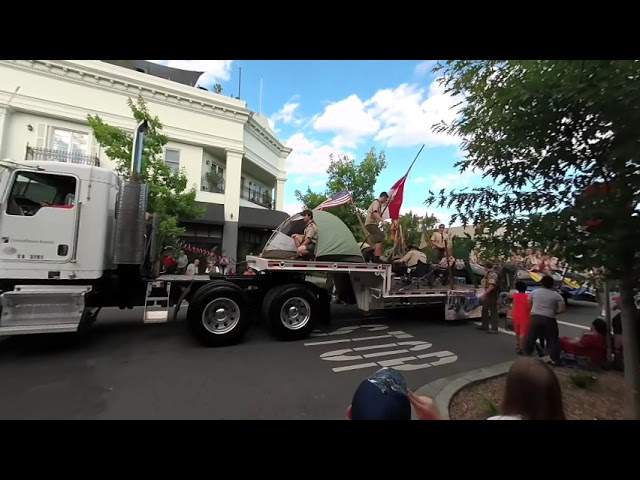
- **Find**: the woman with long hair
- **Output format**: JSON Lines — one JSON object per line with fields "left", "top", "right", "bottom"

{"left": 493, "top": 357, "right": 566, "bottom": 420}
{"left": 409, "top": 357, "right": 566, "bottom": 420}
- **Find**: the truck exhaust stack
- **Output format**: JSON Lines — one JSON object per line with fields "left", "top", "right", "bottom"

{"left": 113, "top": 120, "right": 149, "bottom": 265}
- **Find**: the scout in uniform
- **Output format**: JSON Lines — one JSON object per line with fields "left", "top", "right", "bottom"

{"left": 364, "top": 192, "right": 389, "bottom": 263}
{"left": 291, "top": 209, "right": 318, "bottom": 259}
{"left": 478, "top": 260, "right": 500, "bottom": 333}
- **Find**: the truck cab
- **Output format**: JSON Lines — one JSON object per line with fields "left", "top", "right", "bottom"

{"left": 0, "top": 159, "right": 120, "bottom": 282}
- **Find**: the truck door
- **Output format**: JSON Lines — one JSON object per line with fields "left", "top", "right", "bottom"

{"left": 0, "top": 169, "right": 78, "bottom": 263}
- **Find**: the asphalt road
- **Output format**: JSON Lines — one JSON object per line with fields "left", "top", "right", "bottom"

{"left": 0, "top": 299, "right": 599, "bottom": 420}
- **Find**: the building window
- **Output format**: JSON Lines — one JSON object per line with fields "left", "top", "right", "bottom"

{"left": 164, "top": 148, "right": 181, "bottom": 173}
{"left": 51, "top": 128, "right": 89, "bottom": 156}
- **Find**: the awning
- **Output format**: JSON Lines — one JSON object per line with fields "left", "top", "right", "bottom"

{"left": 238, "top": 206, "right": 289, "bottom": 230}
{"left": 181, "top": 202, "right": 225, "bottom": 225}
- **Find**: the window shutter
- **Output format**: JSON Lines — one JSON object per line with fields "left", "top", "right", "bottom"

{"left": 35, "top": 123, "right": 48, "bottom": 148}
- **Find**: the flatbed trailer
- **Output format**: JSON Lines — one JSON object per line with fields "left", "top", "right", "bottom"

{"left": 137, "top": 255, "right": 483, "bottom": 347}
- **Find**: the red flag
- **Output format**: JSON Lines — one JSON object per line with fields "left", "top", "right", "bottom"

{"left": 382, "top": 144, "right": 424, "bottom": 222}
{"left": 386, "top": 174, "right": 408, "bottom": 221}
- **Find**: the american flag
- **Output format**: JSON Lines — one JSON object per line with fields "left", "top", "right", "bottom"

{"left": 315, "top": 189, "right": 352, "bottom": 210}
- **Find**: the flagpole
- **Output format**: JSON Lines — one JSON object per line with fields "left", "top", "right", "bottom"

{"left": 349, "top": 195, "right": 370, "bottom": 245}
{"left": 378, "top": 144, "right": 424, "bottom": 221}
{"left": 357, "top": 144, "right": 424, "bottom": 255}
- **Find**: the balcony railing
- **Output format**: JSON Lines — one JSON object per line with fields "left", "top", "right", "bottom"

{"left": 201, "top": 176, "right": 225, "bottom": 194}
{"left": 25, "top": 145, "right": 100, "bottom": 167}
{"left": 241, "top": 185, "right": 273, "bottom": 209}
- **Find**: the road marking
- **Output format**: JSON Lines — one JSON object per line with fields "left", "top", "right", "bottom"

{"left": 320, "top": 341, "right": 435, "bottom": 362}
{"left": 332, "top": 351, "right": 458, "bottom": 373}
{"left": 557, "top": 320, "right": 589, "bottom": 331}
{"left": 305, "top": 324, "right": 459, "bottom": 373}
{"left": 304, "top": 331, "right": 413, "bottom": 346}
{"left": 311, "top": 324, "right": 389, "bottom": 337}
{"left": 473, "top": 322, "right": 515, "bottom": 336}
{"left": 472, "top": 320, "right": 589, "bottom": 335}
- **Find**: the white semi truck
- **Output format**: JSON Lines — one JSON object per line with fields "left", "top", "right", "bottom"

{"left": 0, "top": 121, "right": 484, "bottom": 347}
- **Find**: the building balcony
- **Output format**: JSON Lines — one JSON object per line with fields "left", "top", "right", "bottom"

{"left": 25, "top": 145, "right": 100, "bottom": 167}
{"left": 201, "top": 173, "right": 225, "bottom": 194}
{"left": 240, "top": 185, "right": 274, "bottom": 209}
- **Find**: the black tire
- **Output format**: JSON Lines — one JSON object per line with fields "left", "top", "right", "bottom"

{"left": 263, "top": 284, "right": 319, "bottom": 341}
{"left": 186, "top": 282, "right": 250, "bottom": 347}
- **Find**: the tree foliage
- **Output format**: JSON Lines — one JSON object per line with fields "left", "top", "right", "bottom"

{"left": 425, "top": 59, "right": 640, "bottom": 418}
{"left": 87, "top": 95, "right": 204, "bottom": 246}
{"left": 427, "top": 60, "right": 640, "bottom": 279}
{"left": 382, "top": 211, "right": 439, "bottom": 252}
{"left": 294, "top": 147, "right": 387, "bottom": 242}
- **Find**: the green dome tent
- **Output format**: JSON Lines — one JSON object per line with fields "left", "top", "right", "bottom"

{"left": 261, "top": 209, "right": 365, "bottom": 263}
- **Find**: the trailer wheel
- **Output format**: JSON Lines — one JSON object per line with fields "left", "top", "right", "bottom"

{"left": 186, "top": 283, "right": 249, "bottom": 347}
{"left": 264, "top": 284, "right": 318, "bottom": 341}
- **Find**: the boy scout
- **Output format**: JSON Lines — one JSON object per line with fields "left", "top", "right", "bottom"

{"left": 478, "top": 260, "right": 500, "bottom": 333}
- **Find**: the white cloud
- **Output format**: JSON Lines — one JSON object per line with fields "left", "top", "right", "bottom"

{"left": 312, "top": 94, "right": 380, "bottom": 149}
{"left": 399, "top": 206, "right": 454, "bottom": 227}
{"left": 415, "top": 60, "right": 436, "bottom": 77}
{"left": 284, "top": 132, "right": 354, "bottom": 176}
{"left": 310, "top": 79, "right": 462, "bottom": 151}
{"left": 429, "top": 168, "right": 481, "bottom": 191}
{"left": 369, "top": 82, "right": 462, "bottom": 148}
{"left": 269, "top": 100, "right": 303, "bottom": 131}
{"left": 148, "top": 60, "right": 233, "bottom": 90}
{"left": 414, "top": 177, "right": 426, "bottom": 183}
{"left": 283, "top": 202, "right": 304, "bottom": 216}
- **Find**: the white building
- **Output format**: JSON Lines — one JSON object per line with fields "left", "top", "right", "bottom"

{"left": 0, "top": 60, "right": 292, "bottom": 265}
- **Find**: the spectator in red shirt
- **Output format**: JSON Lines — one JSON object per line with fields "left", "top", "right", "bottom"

{"left": 559, "top": 318, "right": 608, "bottom": 366}
{"left": 512, "top": 281, "right": 531, "bottom": 354}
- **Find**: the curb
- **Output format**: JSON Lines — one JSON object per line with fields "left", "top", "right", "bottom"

{"left": 412, "top": 360, "right": 514, "bottom": 420}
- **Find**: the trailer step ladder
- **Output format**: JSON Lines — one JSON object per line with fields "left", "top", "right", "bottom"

{"left": 143, "top": 281, "right": 172, "bottom": 323}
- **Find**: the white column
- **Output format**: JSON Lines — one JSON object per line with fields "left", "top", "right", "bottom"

{"left": 0, "top": 106, "right": 12, "bottom": 159}
{"left": 222, "top": 149, "right": 244, "bottom": 263}
{"left": 275, "top": 178, "right": 286, "bottom": 212}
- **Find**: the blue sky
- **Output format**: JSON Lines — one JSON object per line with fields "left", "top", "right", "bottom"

{"left": 151, "top": 60, "right": 488, "bottom": 225}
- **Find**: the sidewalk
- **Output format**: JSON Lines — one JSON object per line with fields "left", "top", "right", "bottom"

{"left": 412, "top": 360, "right": 514, "bottom": 420}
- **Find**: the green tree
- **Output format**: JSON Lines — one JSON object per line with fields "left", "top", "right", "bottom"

{"left": 294, "top": 147, "right": 387, "bottom": 242}
{"left": 213, "top": 84, "right": 223, "bottom": 94}
{"left": 425, "top": 60, "right": 640, "bottom": 418}
{"left": 383, "top": 211, "right": 439, "bottom": 252}
{"left": 87, "top": 95, "right": 204, "bottom": 247}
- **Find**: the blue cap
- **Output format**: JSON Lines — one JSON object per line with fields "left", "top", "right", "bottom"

{"left": 350, "top": 367, "right": 411, "bottom": 420}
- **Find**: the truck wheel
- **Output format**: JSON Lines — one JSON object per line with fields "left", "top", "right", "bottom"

{"left": 264, "top": 284, "right": 318, "bottom": 341}
{"left": 186, "top": 283, "right": 249, "bottom": 347}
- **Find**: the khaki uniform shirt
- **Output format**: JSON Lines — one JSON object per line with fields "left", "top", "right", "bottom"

{"left": 525, "top": 255, "right": 539, "bottom": 270}
{"left": 481, "top": 269, "right": 499, "bottom": 296}
{"left": 365, "top": 200, "right": 382, "bottom": 226}
{"left": 431, "top": 231, "right": 449, "bottom": 249}
{"left": 304, "top": 221, "right": 318, "bottom": 243}
{"left": 400, "top": 249, "right": 427, "bottom": 267}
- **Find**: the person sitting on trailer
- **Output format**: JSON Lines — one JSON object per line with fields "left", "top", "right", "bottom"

{"left": 392, "top": 244, "right": 427, "bottom": 276}
{"left": 291, "top": 209, "right": 318, "bottom": 259}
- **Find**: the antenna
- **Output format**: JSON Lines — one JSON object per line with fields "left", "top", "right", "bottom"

{"left": 259, "top": 77, "right": 263, "bottom": 114}
{"left": 237, "top": 67, "right": 242, "bottom": 100}
{"left": 6, "top": 86, "right": 21, "bottom": 107}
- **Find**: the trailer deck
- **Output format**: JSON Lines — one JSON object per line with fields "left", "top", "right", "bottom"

{"left": 246, "top": 255, "right": 479, "bottom": 300}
